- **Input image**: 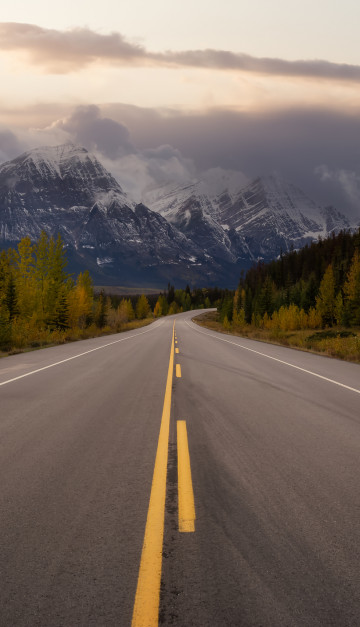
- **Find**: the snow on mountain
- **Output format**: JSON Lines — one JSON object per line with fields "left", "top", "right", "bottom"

{"left": 145, "top": 181, "right": 254, "bottom": 265}
{"left": 0, "top": 145, "right": 354, "bottom": 287}
{"left": 148, "top": 174, "right": 352, "bottom": 264}
{"left": 216, "top": 175, "right": 352, "bottom": 259}
{"left": 0, "top": 145, "right": 225, "bottom": 286}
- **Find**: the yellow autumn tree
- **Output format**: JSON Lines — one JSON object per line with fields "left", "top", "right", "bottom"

{"left": 67, "top": 271, "right": 93, "bottom": 329}
{"left": 136, "top": 294, "right": 151, "bottom": 319}
{"left": 316, "top": 265, "right": 336, "bottom": 326}
{"left": 154, "top": 300, "right": 162, "bottom": 317}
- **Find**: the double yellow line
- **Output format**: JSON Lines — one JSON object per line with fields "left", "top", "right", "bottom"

{"left": 132, "top": 323, "right": 195, "bottom": 627}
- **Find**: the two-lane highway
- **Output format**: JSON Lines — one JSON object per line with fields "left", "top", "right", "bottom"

{"left": 162, "top": 314, "right": 360, "bottom": 626}
{"left": 0, "top": 311, "right": 359, "bottom": 626}
{"left": 0, "top": 318, "right": 172, "bottom": 626}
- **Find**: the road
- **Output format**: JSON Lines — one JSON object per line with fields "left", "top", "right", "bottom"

{"left": 0, "top": 311, "right": 359, "bottom": 626}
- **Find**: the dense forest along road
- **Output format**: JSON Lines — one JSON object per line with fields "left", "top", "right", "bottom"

{"left": 0, "top": 310, "right": 359, "bottom": 626}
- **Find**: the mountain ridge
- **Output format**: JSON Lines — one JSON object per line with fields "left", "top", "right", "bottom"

{"left": 147, "top": 174, "right": 353, "bottom": 263}
{"left": 0, "top": 144, "right": 355, "bottom": 287}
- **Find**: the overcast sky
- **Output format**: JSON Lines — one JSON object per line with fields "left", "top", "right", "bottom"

{"left": 1, "top": 1, "right": 360, "bottom": 219}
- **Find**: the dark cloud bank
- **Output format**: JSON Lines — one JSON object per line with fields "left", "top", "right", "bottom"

{"left": 92, "top": 104, "right": 360, "bottom": 219}
{"left": 1, "top": 104, "right": 359, "bottom": 220}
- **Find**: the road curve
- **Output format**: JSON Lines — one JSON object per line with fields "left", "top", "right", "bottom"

{"left": 0, "top": 311, "right": 359, "bottom": 626}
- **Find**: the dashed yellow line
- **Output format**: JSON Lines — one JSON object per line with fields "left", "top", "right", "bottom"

{"left": 177, "top": 421, "right": 196, "bottom": 533}
{"left": 175, "top": 348, "right": 179, "bottom": 354}
{"left": 131, "top": 323, "right": 175, "bottom": 627}
{"left": 176, "top": 364, "right": 182, "bottom": 378}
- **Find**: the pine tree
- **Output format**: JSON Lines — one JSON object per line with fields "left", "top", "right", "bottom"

{"left": 5, "top": 274, "right": 18, "bottom": 321}
{"left": 94, "top": 290, "right": 107, "bottom": 328}
{"left": 34, "top": 230, "right": 50, "bottom": 323}
{"left": 167, "top": 283, "right": 175, "bottom": 305}
{"left": 15, "top": 236, "right": 35, "bottom": 319}
{"left": 53, "top": 285, "right": 70, "bottom": 330}
{"left": 258, "top": 276, "right": 274, "bottom": 316}
{"left": 0, "top": 304, "right": 11, "bottom": 350}
{"left": 46, "top": 234, "right": 69, "bottom": 323}
{"left": 334, "top": 292, "right": 344, "bottom": 326}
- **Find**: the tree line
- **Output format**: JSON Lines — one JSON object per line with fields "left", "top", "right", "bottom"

{"left": 0, "top": 233, "right": 224, "bottom": 351}
{"left": 219, "top": 229, "right": 360, "bottom": 331}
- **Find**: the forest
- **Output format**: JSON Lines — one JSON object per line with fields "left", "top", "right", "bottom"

{"left": 0, "top": 232, "right": 223, "bottom": 353}
{"left": 219, "top": 229, "right": 360, "bottom": 331}
{"left": 2, "top": 229, "right": 359, "bottom": 357}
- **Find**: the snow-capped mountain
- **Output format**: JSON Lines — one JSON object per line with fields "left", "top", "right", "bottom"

{"left": 148, "top": 175, "right": 352, "bottom": 263}
{"left": 216, "top": 175, "right": 352, "bottom": 259}
{"left": 0, "top": 145, "right": 224, "bottom": 286}
{"left": 145, "top": 181, "right": 254, "bottom": 265}
{"left": 0, "top": 145, "right": 354, "bottom": 287}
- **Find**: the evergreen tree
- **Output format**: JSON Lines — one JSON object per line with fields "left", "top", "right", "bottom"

{"left": 94, "top": 290, "right": 107, "bottom": 328}
{"left": 258, "top": 275, "right": 274, "bottom": 316}
{"left": 34, "top": 230, "right": 50, "bottom": 323}
{"left": 0, "top": 304, "right": 11, "bottom": 350}
{"left": 15, "top": 236, "right": 35, "bottom": 319}
{"left": 52, "top": 285, "right": 70, "bottom": 330}
{"left": 5, "top": 274, "right": 18, "bottom": 321}
{"left": 167, "top": 283, "right": 175, "bottom": 305}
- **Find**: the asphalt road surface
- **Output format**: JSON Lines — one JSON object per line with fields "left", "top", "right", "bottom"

{"left": 0, "top": 311, "right": 359, "bottom": 626}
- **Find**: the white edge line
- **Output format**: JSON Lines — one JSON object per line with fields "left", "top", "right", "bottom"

{"left": 0, "top": 320, "right": 165, "bottom": 388}
{"left": 186, "top": 320, "right": 360, "bottom": 395}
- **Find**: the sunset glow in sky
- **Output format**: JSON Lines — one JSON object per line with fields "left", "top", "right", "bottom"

{"left": 1, "top": 0, "right": 360, "bottom": 217}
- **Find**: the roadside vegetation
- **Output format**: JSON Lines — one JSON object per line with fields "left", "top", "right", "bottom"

{"left": 197, "top": 229, "right": 360, "bottom": 363}
{"left": 0, "top": 232, "right": 224, "bottom": 356}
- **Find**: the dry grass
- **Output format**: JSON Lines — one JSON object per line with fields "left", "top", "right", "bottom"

{"left": 193, "top": 311, "right": 360, "bottom": 364}
{"left": 0, "top": 317, "right": 154, "bottom": 359}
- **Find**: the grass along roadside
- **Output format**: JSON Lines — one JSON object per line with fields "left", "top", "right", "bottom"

{"left": 0, "top": 317, "right": 154, "bottom": 360}
{"left": 193, "top": 311, "right": 360, "bottom": 364}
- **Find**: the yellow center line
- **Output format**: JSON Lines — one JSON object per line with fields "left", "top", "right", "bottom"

{"left": 131, "top": 322, "right": 175, "bottom": 627}
{"left": 177, "top": 421, "right": 196, "bottom": 533}
{"left": 175, "top": 348, "right": 179, "bottom": 354}
{"left": 176, "top": 364, "right": 182, "bottom": 378}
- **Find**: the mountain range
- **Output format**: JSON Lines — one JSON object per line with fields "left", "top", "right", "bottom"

{"left": 0, "top": 144, "right": 355, "bottom": 287}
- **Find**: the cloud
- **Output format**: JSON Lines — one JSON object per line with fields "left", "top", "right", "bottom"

{"left": 99, "top": 145, "right": 196, "bottom": 202}
{"left": 161, "top": 50, "right": 360, "bottom": 83}
{"left": 143, "top": 145, "right": 195, "bottom": 185}
{"left": 0, "top": 22, "right": 147, "bottom": 73}
{"left": 22, "top": 106, "right": 195, "bottom": 200}
{"left": 1, "top": 102, "right": 359, "bottom": 220}
{"left": 315, "top": 165, "right": 360, "bottom": 209}
{"left": 53, "top": 105, "right": 135, "bottom": 158}
{"left": 0, "top": 129, "right": 22, "bottom": 162}
{"left": 104, "top": 105, "right": 360, "bottom": 218}
{"left": 2, "top": 22, "right": 360, "bottom": 83}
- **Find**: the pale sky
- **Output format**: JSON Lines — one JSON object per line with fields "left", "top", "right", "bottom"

{"left": 2, "top": 0, "right": 360, "bottom": 62}
{"left": 1, "top": 1, "right": 360, "bottom": 218}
